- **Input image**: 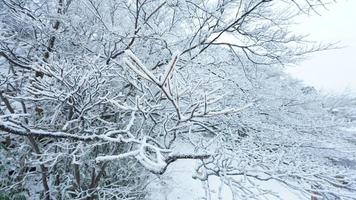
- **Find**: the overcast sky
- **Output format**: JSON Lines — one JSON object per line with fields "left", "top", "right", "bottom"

{"left": 287, "top": 0, "right": 356, "bottom": 95}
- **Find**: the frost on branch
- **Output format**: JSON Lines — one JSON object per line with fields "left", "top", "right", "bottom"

{"left": 1, "top": 0, "right": 355, "bottom": 199}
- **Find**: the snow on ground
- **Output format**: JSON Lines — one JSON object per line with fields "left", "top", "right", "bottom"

{"left": 147, "top": 159, "right": 206, "bottom": 200}
{"left": 147, "top": 159, "right": 304, "bottom": 200}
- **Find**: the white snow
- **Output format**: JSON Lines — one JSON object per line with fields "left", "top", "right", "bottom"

{"left": 148, "top": 159, "right": 307, "bottom": 200}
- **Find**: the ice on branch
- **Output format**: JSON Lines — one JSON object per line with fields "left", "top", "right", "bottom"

{"left": 161, "top": 52, "right": 180, "bottom": 86}
{"left": 123, "top": 50, "right": 159, "bottom": 83}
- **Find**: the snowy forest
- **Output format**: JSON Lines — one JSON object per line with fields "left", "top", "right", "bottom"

{"left": 0, "top": 0, "right": 356, "bottom": 199}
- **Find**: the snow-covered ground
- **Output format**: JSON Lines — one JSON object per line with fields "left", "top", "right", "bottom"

{"left": 148, "top": 128, "right": 356, "bottom": 199}
{"left": 148, "top": 159, "right": 305, "bottom": 200}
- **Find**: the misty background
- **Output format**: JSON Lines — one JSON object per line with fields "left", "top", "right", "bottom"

{"left": 287, "top": 0, "right": 356, "bottom": 95}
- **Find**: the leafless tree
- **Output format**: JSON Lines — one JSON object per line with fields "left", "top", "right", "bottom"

{"left": 0, "top": 0, "right": 354, "bottom": 199}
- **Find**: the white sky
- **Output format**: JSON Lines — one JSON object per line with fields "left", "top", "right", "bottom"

{"left": 287, "top": 0, "right": 356, "bottom": 95}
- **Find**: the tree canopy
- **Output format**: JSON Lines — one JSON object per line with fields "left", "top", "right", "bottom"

{"left": 0, "top": 0, "right": 355, "bottom": 199}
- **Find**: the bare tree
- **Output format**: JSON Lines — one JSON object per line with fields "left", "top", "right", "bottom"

{"left": 0, "top": 0, "right": 355, "bottom": 199}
